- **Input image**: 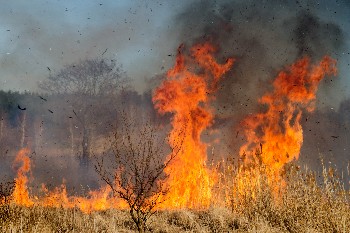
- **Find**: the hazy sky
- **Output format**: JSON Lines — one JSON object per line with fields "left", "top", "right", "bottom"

{"left": 0, "top": 0, "right": 349, "bottom": 106}
{"left": 0, "top": 0, "right": 189, "bottom": 92}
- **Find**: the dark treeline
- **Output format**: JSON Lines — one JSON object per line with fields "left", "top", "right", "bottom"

{"left": 0, "top": 88, "right": 163, "bottom": 193}
{"left": 0, "top": 89, "right": 149, "bottom": 154}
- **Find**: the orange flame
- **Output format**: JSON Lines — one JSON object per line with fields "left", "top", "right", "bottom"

{"left": 8, "top": 148, "right": 127, "bottom": 213}
{"left": 3, "top": 52, "right": 337, "bottom": 213}
{"left": 40, "top": 183, "right": 72, "bottom": 209}
{"left": 153, "top": 42, "right": 234, "bottom": 208}
{"left": 239, "top": 56, "right": 337, "bottom": 184}
{"left": 12, "top": 148, "right": 34, "bottom": 207}
{"left": 39, "top": 183, "right": 127, "bottom": 213}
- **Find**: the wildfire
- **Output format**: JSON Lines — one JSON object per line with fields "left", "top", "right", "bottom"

{"left": 153, "top": 42, "right": 234, "bottom": 208}
{"left": 1, "top": 43, "right": 338, "bottom": 213}
{"left": 12, "top": 148, "right": 34, "bottom": 207}
{"left": 239, "top": 56, "right": 337, "bottom": 191}
{"left": 9, "top": 148, "right": 126, "bottom": 213}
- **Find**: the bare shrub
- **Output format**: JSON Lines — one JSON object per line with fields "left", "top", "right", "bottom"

{"left": 95, "top": 111, "right": 185, "bottom": 232}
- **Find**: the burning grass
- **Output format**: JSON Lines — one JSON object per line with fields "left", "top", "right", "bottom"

{"left": 1, "top": 41, "right": 347, "bottom": 232}
{"left": 1, "top": 161, "right": 349, "bottom": 232}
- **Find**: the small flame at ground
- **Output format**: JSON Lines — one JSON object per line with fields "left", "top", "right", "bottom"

{"left": 10, "top": 148, "right": 127, "bottom": 213}
{"left": 12, "top": 148, "right": 34, "bottom": 207}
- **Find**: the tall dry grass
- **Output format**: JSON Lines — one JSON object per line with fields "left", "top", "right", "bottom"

{"left": 213, "top": 159, "right": 350, "bottom": 232}
{"left": 1, "top": 162, "right": 349, "bottom": 232}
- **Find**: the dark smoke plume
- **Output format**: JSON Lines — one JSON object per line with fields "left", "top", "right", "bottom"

{"left": 172, "top": 0, "right": 344, "bottom": 110}
{"left": 170, "top": 0, "right": 348, "bottom": 172}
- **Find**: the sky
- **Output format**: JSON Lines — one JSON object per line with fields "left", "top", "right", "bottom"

{"left": 0, "top": 0, "right": 189, "bottom": 92}
{"left": 0, "top": 0, "right": 349, "bottom": 109}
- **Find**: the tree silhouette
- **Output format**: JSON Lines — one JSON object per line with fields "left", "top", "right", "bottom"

{"left": 39, "top": 58, "right": 128, "bottom": 162}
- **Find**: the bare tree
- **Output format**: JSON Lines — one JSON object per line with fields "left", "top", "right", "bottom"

{"left": 95, "top": 111, "right": 185, "bottom": 233}
{"left": 39, "top": 58, "right": 128, "bottom": 162}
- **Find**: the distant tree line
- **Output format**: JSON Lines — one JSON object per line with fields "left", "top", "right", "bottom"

{"left": 0, "top": 58, "right": 164, "bottom": 164}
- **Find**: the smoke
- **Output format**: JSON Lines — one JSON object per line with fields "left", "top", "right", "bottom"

{"left": 300, "top": 98, "right": 350, "bottom": 182}
{"left": 290, "top": 11, "right": 344, "bottom": 58}
{"left": 0, "top": 1, "right": 185, "bottom": 92}
{"left": 1, "top": 1, "right": 348, "bottom": 99}
{"left": 167, "top": 0, "right": 349, "bottom": 171}
{"left": 171, "top": 0, "right": 346, "bottom": 111}
{"left": 0, "top": 0, "right": 349, "bottom": 193}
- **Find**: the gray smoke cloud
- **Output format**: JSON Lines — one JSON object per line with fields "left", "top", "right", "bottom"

{"left": 167, "top": 0, "right": 350, "bottom": 174}
{"left": 170, "top": 0, "right": 347, "bottom": 112}
{"left": 0, "top": 1, "right": 188, "bottom": 92}
{"left": 0, "top": 0, "right": 349, "bottom": 192}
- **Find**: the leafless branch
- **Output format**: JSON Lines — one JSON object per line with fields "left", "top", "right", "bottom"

{"left": 95, "top": 110, "right": 185, "bottom": 232}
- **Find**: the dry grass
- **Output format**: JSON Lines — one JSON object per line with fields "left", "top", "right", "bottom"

{"left": 1, "top": 163, "right": 349, "bottom": 232}
{"left": 0, "top": 205, "right": 135, "bottom": 232}
{"left": 0, "top": 205, "right": 251, "bottom": 232}
{"left": 223, "top": 162, "right": 350, "bottom": 233}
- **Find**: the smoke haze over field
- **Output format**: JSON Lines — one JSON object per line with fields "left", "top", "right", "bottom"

{"left": 0, "top": 0, "right": 349, "bottom": 192}
{"left": 0, "top": 0, "right": 349, "bottom": 106}
{"left": 0, "top": 1, "right": 187, "bottom": 92}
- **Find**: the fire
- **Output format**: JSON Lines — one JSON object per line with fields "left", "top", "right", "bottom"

{"left": 12, "top": 148, "right": 34, "bottom": 207}
{"left": 239, "top": 56, "right": 337, "bottom": 189}
{"left": 72, "top": 186, "right": 127, "bottom": 212}
{"left": 9, "top": 148, "right": 127, "bottom": 213}
{"left": 40, "top": 183, "right": 126, "bottom": 213}
{"left": 153, "top": 42, "right": 234, "bottom": 208}
{"left": 40, "top": 183, "right": 72, "bottom": 209}
{"left": 1, "top": 45, "right": 338, "bottom": 213}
